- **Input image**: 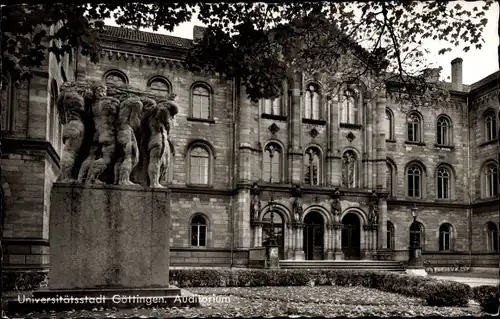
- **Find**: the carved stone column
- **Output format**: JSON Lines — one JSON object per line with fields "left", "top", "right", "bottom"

{"left": 330, "top": 96, "right": 341, "bottom": 186}
{"left": 363, "top": 225, "right": 372, "bottom": 260}
{"left": 375, "top": 96, "right": 388, "bottom": 191}
{"left": 252, "top": 221, "right": 263, "bottom": 247}
{"left": 294, "top": 223, "right": 305, "bottom": 260}
{"left": 289, "top": 71, "right": 303, "bottom": 184}
{"left": 333, "top": 223, "right": 344, "bottom": 260}
{"left": 286, "top": 224, "right": 294, "bottom": 259}
{"left": 326, "top": 225, "right": 334, "bottom": 260}
{"left": 378, "top": 193, "right": 388, "bottom": 249}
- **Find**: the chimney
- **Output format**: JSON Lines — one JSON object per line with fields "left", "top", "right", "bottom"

{"left": 451, "top": 58, "right": 463, "bottom": 91}
{"left": 193, "top": 25, "right": 207, "bottom": 43}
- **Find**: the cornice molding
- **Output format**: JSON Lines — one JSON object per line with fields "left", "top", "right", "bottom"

{"left": 1, "top": 137, "right": 60, "bottom": 169}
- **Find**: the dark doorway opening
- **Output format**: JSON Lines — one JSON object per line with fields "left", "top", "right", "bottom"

{"left": 303, "top": 211, "right": 324, "bottom": 260}
{"left": 342, "top": 213, "right": 361, "bottom": 260}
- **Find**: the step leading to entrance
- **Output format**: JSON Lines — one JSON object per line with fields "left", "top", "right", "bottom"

{"left": 279, "top": 260, "right": 405, "bottom": 272}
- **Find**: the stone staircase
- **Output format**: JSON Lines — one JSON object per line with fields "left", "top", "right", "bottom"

{"left": 279, "top": 260, "right": 406, "bottom": 272}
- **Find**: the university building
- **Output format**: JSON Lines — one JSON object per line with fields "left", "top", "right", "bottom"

{"left": 1, "top": 25, "right": 499, "bottom": 277}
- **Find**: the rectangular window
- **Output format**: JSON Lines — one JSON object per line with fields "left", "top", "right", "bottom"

{"left": 191, "top": 225, "right": 207, "bottom": 247}
{"left": 408, "top": 124, "right": 414, "bottom": 142}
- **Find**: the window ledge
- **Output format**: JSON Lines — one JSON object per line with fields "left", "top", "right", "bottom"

{"left": 340, "top": 123, "right": 363, "bottom": 130}
{"left": 386, "top": 139, "right": 396, "bottom": 143}
{"left": 302, "top": 118, "right": 326, "bottom": 125}
{"left": 404, "top": 141, "right": 426, "bottom": 146}
{"left": 479, "top": 139, "right": 498, "bottom": 147}
{"left": 261, "top": 113, "right": 287, "bottom": 121}
{"left": 187, "top": 117, "right": 215, "bottom": 124}
{"left": 434, "top": 144, "right": 455, "bottom": 150}
{"left": 186, "top": 183, "right": 214, "bottom": 188}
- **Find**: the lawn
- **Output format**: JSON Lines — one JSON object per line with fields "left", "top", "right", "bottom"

{"left": 430, "top": 272, "right": 500, "bottom": 279}
{"left": 10, "top": 285, "right": 486, "bottom": 318}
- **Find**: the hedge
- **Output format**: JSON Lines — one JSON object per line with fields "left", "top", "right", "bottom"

{"left": 472, "top": 285, "right": 500, "bottom": 314}
{"left": 2, "top": 271, "right": 48, "bottom": 291}
{"left": 4, "top": 268, "right": 473, "bottom": 307}
{"left": 170, "top": 268, "right": 472, "bottom": 307}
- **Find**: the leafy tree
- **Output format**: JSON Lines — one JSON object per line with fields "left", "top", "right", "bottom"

{"left": 1, "top": 1, "right": 495, "bottom": 105}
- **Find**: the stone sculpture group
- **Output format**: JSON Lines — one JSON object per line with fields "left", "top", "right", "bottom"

{"left": 57, "top": 81, "right": 178, "bottom": 187}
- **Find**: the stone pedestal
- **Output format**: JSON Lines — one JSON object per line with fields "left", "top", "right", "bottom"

{"left": 266, "top": 243, "right": 280, "bottom": 269}
{"left": 333, "top": 249, "right": 344, "bottom": 260}
{"left": 49, "top": 183, "right": 171, "bottom": 289}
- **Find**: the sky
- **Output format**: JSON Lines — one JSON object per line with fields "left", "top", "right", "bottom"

{"left": 104, "top": 1, "right": 499, "bottom": 85}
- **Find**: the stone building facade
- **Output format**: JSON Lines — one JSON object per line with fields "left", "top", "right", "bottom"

{"left": 1, "top": 25, "right": 499, "bottom": 275}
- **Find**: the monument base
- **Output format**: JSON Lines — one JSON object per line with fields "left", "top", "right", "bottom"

{"left": 49, "top": 183, "right": 172, "bottom": 289}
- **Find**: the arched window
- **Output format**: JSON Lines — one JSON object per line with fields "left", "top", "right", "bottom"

{"left": 342, "top": 150, "right": 358, "bottom": 188}
{"left": 191, "top": 215, "right": 207, "bottom": 247}
{"left": 189, "top": 146, "right": 210, "bottom": 185}
{"left": 263, "top": 97, "right": 281, "bottom": 116}
{"left": 385, "top": 108, "right": 394, "bottom": 140}
{"left": 407, "top": 164, "right": 422, "bottom": 198}
{"left": 483, "top": 162, "right": 498, "bottom": 198}
{"left": 386, "top": 162, "right": 394, "bottom": 197}
{"left": 407, "top": 112, "right": 422, "bottom": 142}
{"left": 1, "top": 73, "right": 12, "bottom": 131}
{"left": 485, "top": 222, "right": 498, "bottom": 252}
{"left": 191, "top": 84, "right": 211, "bottom": 119}
{"left": 149, "top": 78, "right": 170, "bottom": 96}
{"left": 437, "top": 166, "right": 451, "bottom": 199}
{"left": 340, "top": 89, "right": 357, "bottom": 124}
{"left": 436, "top": 116, "right": 451, "bottom": 145}
{"left": 387, "top": 221, "right": 395, "bottom": 249}
{"left": 104, "top": 71, "right": 127, "bottom": 87}
{"left": 304, "top": 84, "right": 320, "bottom": 120}
{"left": 484, "top": 110, "right": 497, "bottom": 141}
{"left": 409, "top": 222, "right": 423, "bottom": 248}
{"left": 263, "top": 143, "right": 282, "bottom": 183}
{"left": 304, "top": 147, "right": 321, "bottom": 185}
{"left": 439, "top": 223, "right": 452, "bottom": 251}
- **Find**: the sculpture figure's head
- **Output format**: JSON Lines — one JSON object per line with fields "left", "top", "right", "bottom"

{"left": 94, "top": 84, "right": 108, "bottom": 98}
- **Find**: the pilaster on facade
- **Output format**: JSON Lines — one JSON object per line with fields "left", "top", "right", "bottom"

{"left": 375, "top": 96, "right": 388, "bottom": 191}
{"left": 328, "top": 96, "right": 341, "bottom": 187}
{"left": 289, "top": 71, "right": 304, "bottom": 185}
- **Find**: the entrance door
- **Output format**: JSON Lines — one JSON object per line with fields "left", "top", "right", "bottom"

{"left": 262, "top": 212, "right": 285, "bottom": 259}
{"left": 303, "top": 212, "right": 324, "bottom": 260}
{"left": 342, "top": 213, "right": 361, "bottom": 260}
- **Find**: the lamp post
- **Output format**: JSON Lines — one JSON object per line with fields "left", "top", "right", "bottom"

{"left": 406, "top": 204, "right": 427, "bottom": 276}
{"left": 265, "top": 149, "right": 279, "bottom": 268}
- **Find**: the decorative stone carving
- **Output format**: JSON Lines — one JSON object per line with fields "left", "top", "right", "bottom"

{"left": 292, "top": 184, "right": 303, "bottom": 222}
{"left": 331, "top": 187, "right": 342, "bottom": 223}
{"left": 85, "top": 85, "right": 120, "bottom": 185}
{"left": 114, "top": 97, "right": 144, "bottom": 185}
{"left": 57, "top": 82, "right": 90, "bottom": 182}
{"left": 309, "top": 128, "right": 319, "bottom": 139}
{"left": 368, "top": 190, "right": 379, "bottom": 225}
{"left": 346, "top": 131, "right": 356, "bottom": 142}
{"left": 57, "top": 81, "right": 178, "bottom": 188}
{"left": 250, "top": 183, "right": 261, "bottom": 223}
{"left": 140, "top": 99, "right": 179, "bottom": 188}
{"left": 268, "top": 123, "right": 280, "bottom": 135}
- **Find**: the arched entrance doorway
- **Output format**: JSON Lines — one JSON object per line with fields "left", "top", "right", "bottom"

{"left": 262, "top": 211, "right": 285, "bottom": 259}
{"left": 342, "top": 213, "right": 361, "bottom": 260}
{"left": 303, "top": 211, "right": 324, "bottom": 260}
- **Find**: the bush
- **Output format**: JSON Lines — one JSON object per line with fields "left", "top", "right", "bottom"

{"left": 421, "top": 280, "right": 471, "bottom": 307}
{"left": 472, "top": 285, "right": 500, "bottom": 314}
{"left": 2, "top": 271, "right": 48, "bottom": 291}
{"left": 169, "top": 268, "right": 471, "bottom": 307}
